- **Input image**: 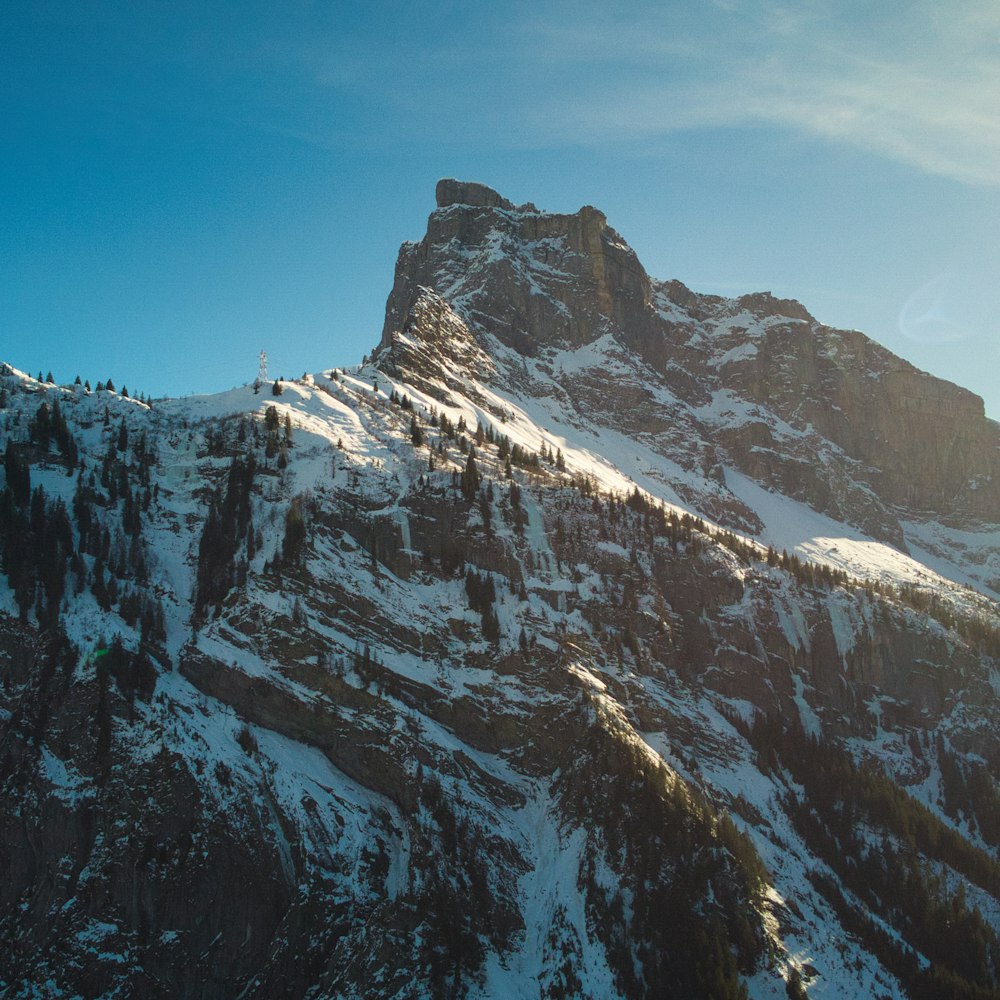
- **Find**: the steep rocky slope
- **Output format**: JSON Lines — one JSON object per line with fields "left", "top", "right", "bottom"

{"left": 383, "top": 179, "right": 1000, "bottom": 553}
{"left": 2, "top": 182, "right": 1000, "bottom": 999}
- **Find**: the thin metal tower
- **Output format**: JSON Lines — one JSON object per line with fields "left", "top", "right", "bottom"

{"left": 255, "top": 350, "right": 268, "bottom": 391}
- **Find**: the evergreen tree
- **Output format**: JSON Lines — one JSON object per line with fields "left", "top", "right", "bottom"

{"left": 478, "top": 489, "right": 492, "bottom": 536}
{"left": 94, "top": 651, "right": 112, "bottom": 782}
{"left": 785, "top": 968, "right": 807, "bottom": 1000}
{"left": 29, "top": 402, "right": 52, "bottom": 450}
{"left": 460, "top": 452, "right": 480, "bottom": 502}
{"left": 482, "top": 605, "right": 500, "bottom": 643}
{"left": 4, "top": 442, "right": 31, "bottom": 507}
{"left": 282, "top": 498, "right": 307, "bottom": 566}
{"left": 194, "top": 455, "right": 257, "bottom": 615}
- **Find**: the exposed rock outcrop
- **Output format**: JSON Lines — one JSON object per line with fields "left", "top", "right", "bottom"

{"left": 381, "top": 179, "right": 1000, "bottom": 538}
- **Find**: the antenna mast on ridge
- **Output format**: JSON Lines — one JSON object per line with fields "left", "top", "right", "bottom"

{"left": 254, "top": 350, "right": 268, "bottom": 393}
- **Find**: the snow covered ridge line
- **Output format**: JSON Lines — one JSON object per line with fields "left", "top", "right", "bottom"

{"left": 0, "top": 361, "right": 158, "bottom": 407}
{"left": 3, "top": 354, "right": 994, "bottom": 623}
{"left": 347, "top": 351, "right": 998, "bottom": 624}
{"left": 3, "top": 349, "right": 997, "bottom": 654}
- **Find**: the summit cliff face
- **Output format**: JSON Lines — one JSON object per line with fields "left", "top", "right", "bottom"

{"left": 382, "top": 179, "right": 1000, "bottom": 547}
{"left": 383, "top": 179, "right": 652, "bottom": 357}
{"left": 2, "top": 182, "right": 1000, "bottom": 1000}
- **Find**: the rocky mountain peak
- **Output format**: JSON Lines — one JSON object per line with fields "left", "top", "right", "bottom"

{"left": 377, "top": 286, "right": 496, "bottom": 404}
{"left": 733, "top": 290, "right": 814, "bottom": 323}
{"left": 378, "top": 180, "right": 1000, "bottom": 539}
{"left": 382, "top": 180, "right": 652, "bottom": 358}
{"left": 434, "top": 178, "right": 517, "bottom": 211}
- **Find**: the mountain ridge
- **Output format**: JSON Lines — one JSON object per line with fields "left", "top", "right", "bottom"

{"left": 380, "top": 179, "right": 1000, "bottom": 555}
{"left": 1, "top": 180, "right": 1000, "bottom": 999}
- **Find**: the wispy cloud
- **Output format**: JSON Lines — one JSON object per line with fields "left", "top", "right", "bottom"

{"left": 898, "top": 273, "right": 970, "bottom": 343}
{"left": 507, "top": 0, "right": 1000, "bottom": 185}
{"left": 264, "top": 1, "right": 999, "bottom": 183}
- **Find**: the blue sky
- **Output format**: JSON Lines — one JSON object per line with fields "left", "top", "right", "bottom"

{"left": 3, "top": 1, "right": 999, "bottom": 415}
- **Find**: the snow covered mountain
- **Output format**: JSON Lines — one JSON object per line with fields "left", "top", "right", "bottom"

{"left": 2, "top": 180, "right": 1000, "bottom": 999}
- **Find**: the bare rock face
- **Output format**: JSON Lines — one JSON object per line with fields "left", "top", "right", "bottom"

{"left": 720, "top": 319, "right": 1000, "bottom": 518}
{"left": 380, "top": 180, "right": 1000, "bottom": 536}
{"left": 435, "top": 178, "right": 516, "bottom": 210}
{"left": 377, "top": 287, "right": 496, "bottom": 406}
{"left": 382, "top": 184, "right": 654, "bottom": 357}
